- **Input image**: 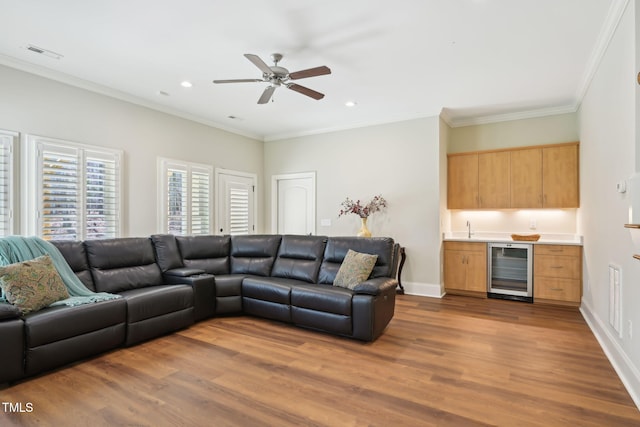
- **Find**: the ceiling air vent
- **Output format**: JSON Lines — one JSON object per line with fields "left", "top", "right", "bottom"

{"left": 26, "top": 44, "right": 63, "bottom": 60}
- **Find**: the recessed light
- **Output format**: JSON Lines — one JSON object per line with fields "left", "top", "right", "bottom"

{"left": 345, "top": 101, "right": 357, "bottom": 107}
{"left": 181, "top": 81, "right": 193, "bottom": 88}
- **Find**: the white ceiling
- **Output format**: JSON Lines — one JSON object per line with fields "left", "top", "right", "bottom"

{"left": 0, "top": 0, "right": 622, "bottom": 141}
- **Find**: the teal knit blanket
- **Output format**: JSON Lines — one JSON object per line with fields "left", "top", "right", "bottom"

{"left": 0, "top": 236, "right": 121, "bottom": 307}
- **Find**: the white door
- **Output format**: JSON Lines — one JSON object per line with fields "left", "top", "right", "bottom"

{"left": 216, "top": 169, "right": 256, "bottom": 235}
{"left": 272, "top": 172, "right": 316, "bottom": 235}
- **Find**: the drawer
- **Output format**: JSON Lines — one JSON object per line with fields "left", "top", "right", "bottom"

{"left": 534, "top": 245, "right": 581, "bottom": 257}
{"left": 444, "top": 241, "right": 487, "bottom": 253}
{"left": 534, "top": 277, "right": 581, "bottom": 302}
{"left": 534, "top": 254, "right": 581, "bottom": 279}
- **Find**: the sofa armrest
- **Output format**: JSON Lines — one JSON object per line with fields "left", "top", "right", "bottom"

{"left": 353, "top": 277, "right": 398, "bottom": 296}
{"left": 163, "top": 273, "right": 215, "bottom": 321}
{"left": 164, "top": 267, "right": 206, "bottom": 277}
{"left": 0, "top": 302, "right": 21, "bottom": 320}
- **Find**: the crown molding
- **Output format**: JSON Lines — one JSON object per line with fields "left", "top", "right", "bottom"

{"left": 0, "top": 53, "right": 263, "bottom": 141}
{"left": 441, "top": 104, "right": 578, "bottom": 128}
{"left": 441, "top": 0, "right": 629, "bottom": 129}
{"left": 574, "top": 0, "right": 630, "bottom": 107}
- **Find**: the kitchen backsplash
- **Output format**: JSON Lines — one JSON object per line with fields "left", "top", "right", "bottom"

{"left": 448, "top": 209, "right": 577, "bottom": 235}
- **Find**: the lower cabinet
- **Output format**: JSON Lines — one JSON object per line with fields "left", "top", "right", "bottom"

{"left": 444, "top": 241, "right": 487, "bottom": 297}
{"left": 533, "top": 245, "right": 582, "bottom": 306}
{"left": 443, "top": 241, "right": 582, "bottom": 306}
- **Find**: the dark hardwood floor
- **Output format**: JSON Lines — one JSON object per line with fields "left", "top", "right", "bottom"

{"left": 1, "top": 294, "right": 639, "bottom": 426}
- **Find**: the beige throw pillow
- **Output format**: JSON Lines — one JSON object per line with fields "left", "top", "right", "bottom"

{"left": 0, "top": 255, "right": 69, "bottom": 314}
{"left": 333, "top": 249, "right": 378, "bottom": 290}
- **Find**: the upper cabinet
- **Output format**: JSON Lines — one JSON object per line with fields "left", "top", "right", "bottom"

{"left": 478, "top": 151, "right": 510, "bottom": 208}
{"left": 447, "top": 142, "right": 579, "bottom": 209}
{"left": 542, "top": 144, "right": 579, "bottom": 208}
{"left": 510, "top": 148, "right": 542, "bottom": 208}
{"left": 447, "top": 152, "right": 478, "bottom": 209}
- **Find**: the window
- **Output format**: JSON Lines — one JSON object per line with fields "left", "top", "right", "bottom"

{"left": 26, "top": 135, "right": 122, "bottom": 241}
{"left": 0, "top": 130, "right": 16, "bottom": 237}
{"left": 159, "top": 158, "right": 212, "bottom": 235}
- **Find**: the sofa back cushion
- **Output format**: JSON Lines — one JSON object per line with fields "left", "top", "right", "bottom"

{"left": 50, "top": 240, "right": 96, "bottom": 291}
{"left": 176, "top": 235, "right": 231, "bottom": 275}
{"left": 230, "top": 235, "right": 281, "bottom": 276}
{"left": 318, "top": 237, "right": 395, "bottom": 284}
{"left": 85, "top": 238, "right": 163, "bottom": 293}
{"left": 150, "top": 234, "right": 184, "bottom": 272}
{"left": 271, "top": 235, "right": 327, "bottom": 283}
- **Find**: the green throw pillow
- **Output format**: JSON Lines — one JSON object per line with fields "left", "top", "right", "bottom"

{"left": 333, "top": 249, "right": 378, "bottom": 290}
{"left": 0, "top": 255, "right": 69, "bottom": 314}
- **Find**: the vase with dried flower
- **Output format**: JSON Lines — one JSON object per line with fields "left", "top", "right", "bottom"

{"left": 338, "top": 195, "right": 387, "bottom": 237}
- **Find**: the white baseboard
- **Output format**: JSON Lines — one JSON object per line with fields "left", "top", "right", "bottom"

{"left": 401, "top": 281, "right": 443, "bottom": 298}
{"left": 580, "top": 299, "right": 640, "bottom": 410}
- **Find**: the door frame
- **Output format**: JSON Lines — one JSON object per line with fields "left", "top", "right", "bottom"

{"left": 271, "top": 171, "right": 316, "bottom": 234}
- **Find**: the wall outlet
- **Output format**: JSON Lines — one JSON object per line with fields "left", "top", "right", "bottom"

{"left": 529, "top": 219, "right": 537, "bottom": 230}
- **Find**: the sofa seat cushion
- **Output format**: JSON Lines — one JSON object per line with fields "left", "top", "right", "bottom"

{"left": 24, "top": 298, "right": 127, "bottom": 348}
{"left": 119, "top": 285, "right": 193, "bottom": 323}
{"left": 242, "top": 276, "right": 308, "bottom": 304}
{"left": 291, "top": 284, "right": 353, "bottom": 316}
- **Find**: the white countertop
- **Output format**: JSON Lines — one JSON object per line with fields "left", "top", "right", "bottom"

{"left": 443, "top": 232, "right": 583, "bottom": 246}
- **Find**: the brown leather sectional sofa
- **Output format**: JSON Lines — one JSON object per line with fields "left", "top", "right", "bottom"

{"left": 0, "top": 234, "right": 400, "bottom": 384}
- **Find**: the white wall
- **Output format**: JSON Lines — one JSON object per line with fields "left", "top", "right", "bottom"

{"left": 578, "top": 0, "right": 640, "bottom": 407}
{"left": 0, "top": 65, "right": 263, "bottom": 237}
{"left": 264, "top": 117, "right": 443, "bottom": 296}
{"left": 448, "top": 112, "right": 579, "bottom": 153}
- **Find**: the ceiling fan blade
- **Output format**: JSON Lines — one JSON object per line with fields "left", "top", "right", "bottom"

{"left": 244, "top": 54, "right": 273, "bottom": 75}
{"left": 258, "top": 85, "right": 276, "bottom": 104}
{"left": 289, "top": 66, "right": 331, "bottom": 80}
{"left": 287, "top": 83, "right": 325, "bottom": 100}
{"left": 213, "top": 79, "right": 263, "bottom": 84}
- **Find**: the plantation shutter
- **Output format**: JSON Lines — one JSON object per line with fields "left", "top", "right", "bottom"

{"left": 0, "top": 132, "right": 14, "bottom": 237}
{"left": 32, "top": 136, "right": 122, "bottom": 241}
{"left": 160, "top": 159, "right": 211, "bottom": 236}
{"left": 85, "top": 150, "right": 119, "bottom": 239}
{"left": 229, "top": 185, "right": 250, "bottom": 235}
{"left": 190, "top": 167, "right": 211, "bottom": 235}
{"left": 167, "top": 165, "right": 188, "bottom": 235}
{"left": 40, "top": 145, "right": 81, "bottom": 241}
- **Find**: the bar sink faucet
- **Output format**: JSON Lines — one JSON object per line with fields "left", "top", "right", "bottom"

{"left": 466, "top": 220, "right": 471, "bottom": 238}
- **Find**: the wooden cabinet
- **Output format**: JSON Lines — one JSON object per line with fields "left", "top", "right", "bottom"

{"left": 542, "top": 144, "right": 579, "bottom": 208}
{"left": 479, "top": 151, "right": 510, "bottom": 208}
{"left": 510, "top": 148, "right": 542, "bottom": 208}
{"left": 534, "top": 245, "right": 582, "bottom": 306}
{"left": 444, "top": 241, "right": 487, "bottom": 297}
{"left": 447, "top": 142, "right": 579, "bottom": 209}
{"left": 447, "top": 153, "right": 478, "bottom": 209}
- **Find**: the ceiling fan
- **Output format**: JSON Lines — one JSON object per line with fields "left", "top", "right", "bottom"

{"left": 213, "top": 53, "right": 331, "bottom": 104}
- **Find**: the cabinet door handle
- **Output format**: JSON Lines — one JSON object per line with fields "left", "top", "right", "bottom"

{"left": 550, "top": 288, "right": 564, "bottom": 291}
